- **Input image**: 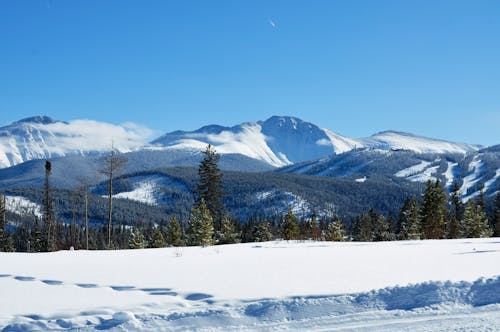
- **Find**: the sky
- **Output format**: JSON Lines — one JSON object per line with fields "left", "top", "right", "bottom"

{"left": 1, "top": 0, "right": 499, "bottom": 145}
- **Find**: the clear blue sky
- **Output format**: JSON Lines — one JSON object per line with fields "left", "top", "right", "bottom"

{"left": 1, "top": 0, "right": 499, "bottom": 145}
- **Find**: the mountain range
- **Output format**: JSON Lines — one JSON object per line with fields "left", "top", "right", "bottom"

{"left": 0, "top": 115, "right": 498, "bottom": 223}
{"left": 0, "top": 115, "right": 482, "bottom": 169}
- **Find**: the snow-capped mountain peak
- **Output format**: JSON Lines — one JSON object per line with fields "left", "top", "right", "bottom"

{"left": 0, "top": 116, "right": 153, "bottom": 168}
{"left": 151, "top": 115, "right": 483, "bottom": 168}
{"left": 152, "top": 116, "right": 359, "bottom": 167}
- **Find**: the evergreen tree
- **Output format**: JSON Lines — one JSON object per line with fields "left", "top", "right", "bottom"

{"left": 448, "top": 181, "right": 464, "bottom": 239}
{"left": 30, "top": 217, "right": 43, "bottom": 253}
{"left": 129, "top": 227, "right": 146, "bottom": 249}
{"left": 151, "top": 227, "right": 166, "bottom": 248}
{"left": 281, "top": 210, "right": 300, "bottom": 240}
{"left": 0, "top": 194, "right": 14, "bottom": 252}
{"left": 352, "top": 213, "right": 372, "bottom": 241}
{"left": 387, "top": 213, "right": 398, "bottom": 237}
{"left": 328, "top": 218, "right": 345, "bottom": 241}
{"left": 0, "top": 193, "right": 6, "bottom": 251}
{"left": 420, "top": 179, "right": 448, "bottom": 239}
{"left": 459, "top": 200, "right": 492, "bottom": 238}
{"left": 195, "top": 145, "right": 225, "bottom": 227}
{"left": 165, "top": 216, "right": 184, "bottom": 247}
{"left": 216, "top": 214, "right": 241, "bottom": 244}
{"left": 398, "top": 197, "right": 421, "bottom": 240}
{"left": 310, "top": 213, "right": 319, "bottom": 241}
{"left": 494, "top": 192, "right": 500, "bottom": 237}
{"left": 252, "top": 221, "right": 273, "bottom": 242}
{"left": 186, "top": 199, "right": 214, "bottom": 246}
{"left": 370, "top": 209, "right": 393, "bottom": 241}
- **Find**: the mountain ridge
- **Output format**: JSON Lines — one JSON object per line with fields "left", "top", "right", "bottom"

{"left": 0, "top": 114, "right": 486, "bottom": 170}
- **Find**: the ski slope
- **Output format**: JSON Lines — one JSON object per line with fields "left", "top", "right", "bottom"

{"left": 1, "top": 239, "right": 500, "bottom": 331}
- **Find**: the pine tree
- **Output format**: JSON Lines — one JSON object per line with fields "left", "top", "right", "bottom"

{"left": 0, "top": 194, "right": 14, "bottom": 252}
{"left": 253, "top": 221, "right": 273, "bottom": 242}
{"left": 151, "top": 227, "right": 166, "bottom": 248}
{"left": 494, "top": 192, "right": 500, "bottom": 237}
{"left": 352, "top": 213, "right": 373, "bottom": 242}
{"left": 195, "top": 145, "right": 225, "bottom": 227}
{"left": 165, "top": 216, "right": 184, "bottom": 247}
{"left": 398, "top": 197, "right": 421, "bottom": 240}
{"left": 310, "top": 213, "right": 319, "bottom": 241}
{"left": 370, "top": 209, "right": 393, "bottom": 241}
{"left": 129, "top": 227, "right": 146, "bottom": 249}
{"left": 281, "top": 210, "right": 300, "bottom": 240}
{"left": 447, "top": 181, "right": 462, "bottom": 239}
{"left": 216, "top": 214, "right": 241, "bottom": 244}
{"left": 187, "top": 199, "right": 214, "bottom": 246}
{"left": 0, "top": 194, "right": 6, "bottom": 251}
{"left": 328, "top": 218, "right": 345, "bottom": 241}
{"left": 459, "top": 200, "right": 492, "bottom": 238}
{"left": 30, "top": 217, "right": 43, "bottom": 253}
{"left": 420, "top": 179, "right": 448, "bottom": 239}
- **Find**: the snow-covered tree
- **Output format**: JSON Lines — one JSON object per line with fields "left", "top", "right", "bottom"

{"left": 216, "top": 214, "right": 240, "bottom": 244}
{"left": 459, "top": 200, "right": 492, "bottom": 238}
{"left": 370, "top": 209, "right": 393, "bottom": 241}
{"left": 30, "top": 217, "right": 43, "bottom": 253}
{"left": 327, "top": 219, "right": 345, "bottom": 241}
{"left": 253, "top": 221, "right": 273, "bottom": 242}
{"left": 0, "top": 195, "right": 13, "bottom": 252}
{"left": 129, "top": 227, "right": 146, "bottom": 249}
{"left": 151, "top": 227, "right": 166, "bottom": 248}
{"left": 187, "top": 199, "right": 214, "bottom": 246}
{"left": 398, "top": 196, "right": 421, "bottom": 240}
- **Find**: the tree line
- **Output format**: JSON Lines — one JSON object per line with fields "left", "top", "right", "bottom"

{"left": 1, "top": 146, "right": 500, "bottom": 252}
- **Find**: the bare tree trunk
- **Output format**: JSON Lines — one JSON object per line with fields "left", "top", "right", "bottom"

{"left": 99, "top": 145, "right": 126, "bottom": 250}
{"left": 108, "top": 158, "right": 113, "bottom": 248}
{"left": 85, "top": 190, "right": 89, "bottom": 250}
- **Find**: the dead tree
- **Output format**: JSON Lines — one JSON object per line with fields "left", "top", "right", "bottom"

{"left": 100, "top": 145, "right": 127, "bottom": 249}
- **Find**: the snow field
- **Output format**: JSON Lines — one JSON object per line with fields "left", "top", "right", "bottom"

{"left": 1, "top": 238, "right": 499, "bottom": 331}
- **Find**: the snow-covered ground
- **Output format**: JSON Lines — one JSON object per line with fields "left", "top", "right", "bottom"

{"left": 1, "top": 239, "right": 500, "bottom": 331}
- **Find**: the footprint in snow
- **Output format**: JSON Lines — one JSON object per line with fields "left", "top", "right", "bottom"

{"left": 76, "top": 283, "right": 98, "bottom": 288}
{"left": 110, "top": 286, "right": 136, "bottom": 292}
{"left": 140, "top": 288, "right": 171, "bottom": 292}
{"left": 42, "top": 279, "right": 64, "bottom": 285}
{"left": 14, "top": 276, "right": 36, "bottom": 282}
{"left": 185, "top": 293, "right": 213, "bottom": 301}
{"left": 149, "top": 291, "right": 178, "bottom": 296}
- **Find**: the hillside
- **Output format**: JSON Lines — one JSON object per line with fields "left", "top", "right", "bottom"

{"left": 3, "top": 167, "right": 423, "bottom": 229}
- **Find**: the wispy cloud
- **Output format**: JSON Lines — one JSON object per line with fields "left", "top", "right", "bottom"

{"left": 35, "top": 119, "right": 156, "bottom": 153}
